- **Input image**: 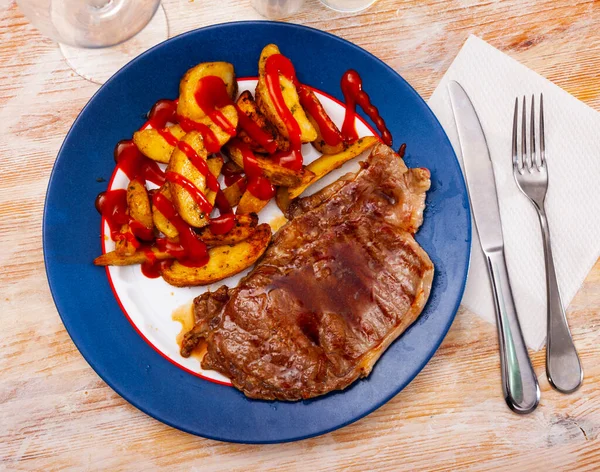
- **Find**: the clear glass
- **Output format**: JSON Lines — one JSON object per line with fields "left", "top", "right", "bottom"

{"left": 17, "top": 0, "right": 169, "bottom": 83}
{"left": 319, "top": 0, "right": 377, "bottom": 13}
{"left": 252, "top": 0, "right": 305, "bottom": 19}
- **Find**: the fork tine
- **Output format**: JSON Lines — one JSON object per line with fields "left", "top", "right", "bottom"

{"left": 521, "top": 95, "right": 529, "bottom": 171}
{"left": 540, "top": 93, "right": 546, "bottom": 167}
{"left": 530, "top": 95, "right": 537, "bottom": 170}
{"left": 512, "top": 97, "right": 520, "bottom": 172}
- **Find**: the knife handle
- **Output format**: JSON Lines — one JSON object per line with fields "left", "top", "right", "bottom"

{"left": 486, "top": 249, "right": 540, "bottom": 414}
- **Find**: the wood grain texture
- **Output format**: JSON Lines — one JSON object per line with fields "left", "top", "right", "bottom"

{"left": 1, "top": 0, "right": 599, "bottom": 470}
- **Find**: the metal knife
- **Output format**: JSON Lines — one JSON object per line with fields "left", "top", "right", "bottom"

{"left": 448, "top": 80, "right": 540, "bottom": 414}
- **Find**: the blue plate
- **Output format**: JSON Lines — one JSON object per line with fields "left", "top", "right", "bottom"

{"left": 43, "top": 21, "right": 470, "bottom": 443}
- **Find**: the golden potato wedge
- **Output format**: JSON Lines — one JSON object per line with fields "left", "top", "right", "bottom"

{"left": 225, "top": 142, "right": 313, "bottom": 187}
{"left": 308, "top": 114, "right": 345, "bottom": 155}
{"left": 152, "top": 184, "right": 179, "bottom": 239}
{"left": 206, "top": 156, "right": 223, "bottom": 179}
{"left": 257, "top": 43, "right": 280, "bottom": 76}
{"left": 222, "top": 178, "right": 246, "bottom": 208}
{"left": 127, "top": 179, "right": 153, "bottom": 230}
{"left": 94, "top": 248, "right": 172, "bottom": 266}
{"left": 259, "top": 158, "right": 314, "bottom": 187}
{"left": 236, "top": 90, "right": 289, "bottom": 153}
{"left": 223, "top": 160, "right": 243, "bottom": 175}
{"left": 177, "top": 62, "right": 237, "bottom": 121}
{"left": 161, "top": 224, "right": 272, "bottom": 287}
{"left": 255, "top": 44, "right": 317, "bottom": 143}
{"left": 133, "top": 125, "right": 186, "bottom": 163}
{"left": 115, "top": 224, "right": 138, "bottom": 256}
{"left": 236, "top": 190, "right": 270, "bottom": 215}
{"left": 167, "top": 131, "right": 210, "bottom": 228}
{"left": 301, "top": 88, "right": 345, "bottom": 155}
{"left": 196, "top": 213, "right": 259, "bottom": 246}
{"left": 299, "top": 87, "right": 348, "bottom": 154}
{"left": 200, "top": 155, "right": 223, "bottom": 209}
{"left": 287, "top": 136, "right": 379, "bottom": 199}
{"left": 275, "top": 186, "right": 291, "bottom": 213}
{"left": 223, "top": 142, "right": 250, "bottom": 169}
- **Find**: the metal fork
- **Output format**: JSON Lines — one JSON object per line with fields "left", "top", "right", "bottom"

{"left": 512, "top": 95, "right": 583, "bottom": 393}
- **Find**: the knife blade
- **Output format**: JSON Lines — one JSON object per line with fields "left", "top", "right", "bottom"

{"left": 448, "top": 80, "right": 540, "bottom": 414}
{"left": 447, "top": 82, "right": 504, "bottom": 253}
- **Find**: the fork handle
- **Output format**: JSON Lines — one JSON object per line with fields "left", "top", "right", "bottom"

{"left": 537, "top": 207, "right": 583, "bottom": 393}
{"left": 485, "top": 249, "right": 540, "bottom": 414}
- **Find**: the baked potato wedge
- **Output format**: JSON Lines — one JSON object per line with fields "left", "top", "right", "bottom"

{"left": 161, "top": 223, "right": 272, "bottom": 287}
{"left": 196, "top": 213, "right": 259, "bottom": 246}
{"left": 236, "top": 90, "right": 289, "bottom": 153}
{"left": 225, "top": 142, "right": 313, "bottom": 187}
{"left": 167, "top": 131, "right": 210, "bottom": 228}
{"left": 177, "top": 62, "right": 237, "bottom": 120}
{"left": 287, "top": 136, "right": 379, "bottom": 199}
{"left": 275, "top": 186, "right": 292, "bottom": 214}
{"left": 222, "top": 178, "right": 246, "bottom": 208}
{"left": 133, "top": 125, "right": 186, "bottom": 163}
{"left": 258, "top": 159, "right": 309, "bottom": 187}
{"left": 203, "top": 155, "right": 224, "bottom": 209}
{"left": 255, "top": 44, "right": 317, "bottom": 143}
{"left": 154, "top": 154, "right": 224, "bottom": 237}
{"left": 94, "top": 248, "right": 172, "bottom": 266}
{"left": 115, "top": 225, "right": 137, "bottom": 256}
{"left": 207, "top": 155, "right": 224, "bottom": 179}
{"left": 127, "top": 178, "right": 153, "bottom": 230}
{"left": 152, "top": 184, "right": 178, "bottom": 239}
{"left": 236, "top": 190, "right": 270, "bottom": 215}
{"left": 301, "top": 88, "right": 346, "bottom": 155}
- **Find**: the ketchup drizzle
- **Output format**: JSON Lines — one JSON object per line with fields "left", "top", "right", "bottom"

{"left": 128, "top": 219, "right": 154, "bottom": 241}
{"left": 222, "top": 161, "right": 244, "bottom": 186}
{"left": 178, "top": 116, "right": 222, "bottom": 153}
{"left": 214, "top": 189, "right": 233, "bottom": 215}
{"left": 176, "top": 141, "right": 219, "bottom": 191}
{"left": 141, "top": 250, "right": 162, "bottom": 278}
{"left": 114, "top": 140, "right": 165, "bottom": 186}
{"left": 95, "top": 189, "right": 128, "bottom": 240}
{"left": 95, "top": 188, "right": 153, "bottom": 243}
{"left": 165, "top": 171, "right": 213, "bottom": 213}
{"left": 297, "top": 86, "right": 343, "bottom": 147}
{"left": 209, "top": 213, "right": 236, "bottom": 235}
{"left": 236, "top": 141, "right": 275, "bottom": 200}
{"left": 340, "top": 70, "right": 392, "bottom": 146}
{"left": 235, "top": 105, "right": 278, "bottom": 154}
{"left": 152, "top": 192, "right": 209, "bottom": 267}
{"left": 141, "top": 99, "right": 178, "bottom": 130}
{"left": 156, "top": 128, "right": 179, "bottom": 146}
{"left": 194, "top": 76, "right": 237, "bottom": 136}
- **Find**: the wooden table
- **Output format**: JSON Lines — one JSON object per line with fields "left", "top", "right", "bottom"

{"left": 1, "top": 0, "right": 599, "bottom": 469}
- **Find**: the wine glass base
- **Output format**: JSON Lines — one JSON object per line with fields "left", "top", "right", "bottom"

{"left": 318, "top": 0, "right": 377, "bottom": 12}
{"left": 59, "top": 4, "right": 169, "bottom": 85}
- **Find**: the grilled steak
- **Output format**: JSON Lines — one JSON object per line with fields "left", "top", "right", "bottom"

{"left": 181, "top": 144, "right": 434, "bottom": 400}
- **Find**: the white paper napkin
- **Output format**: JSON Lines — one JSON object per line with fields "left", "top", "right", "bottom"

{"left": 428, "top": 35, "right": 600, "bottom": 350}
